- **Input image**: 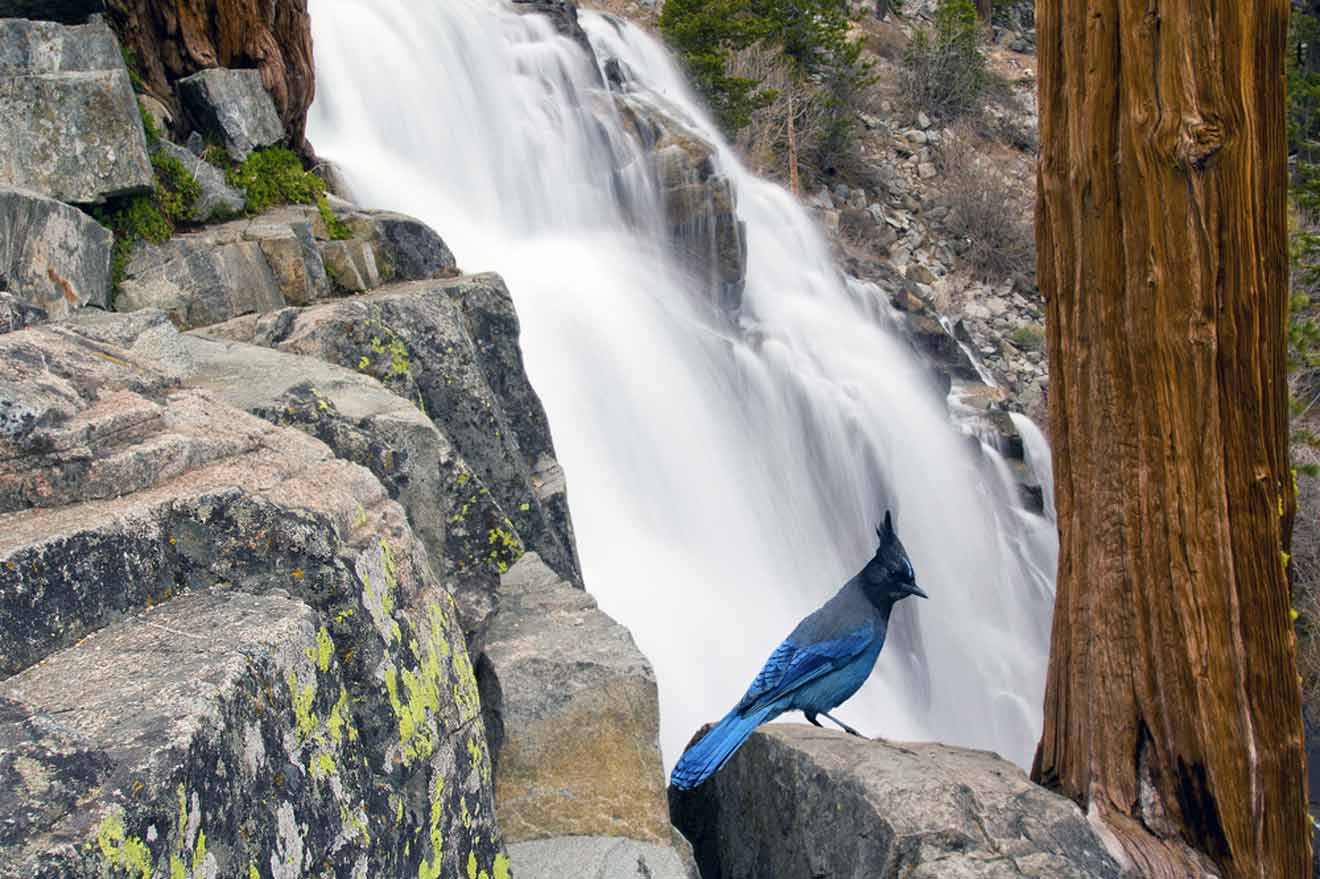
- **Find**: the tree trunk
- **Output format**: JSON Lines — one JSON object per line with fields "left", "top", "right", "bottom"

{"left": 1032, "top": 2, "right": 1311, "bottom": 878}
{"left": 975, "top": 0, "right": 992, "bottom": 22}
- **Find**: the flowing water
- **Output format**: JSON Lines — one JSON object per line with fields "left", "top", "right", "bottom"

{"left": 308, "top": 0, "right": 1057, "bottom": 770}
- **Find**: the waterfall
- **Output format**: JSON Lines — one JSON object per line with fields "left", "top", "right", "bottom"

{"left": 307, "top": 0, "right": 1056, "bottom": 770}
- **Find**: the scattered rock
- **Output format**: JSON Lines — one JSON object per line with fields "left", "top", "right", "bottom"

{"left": 151, "top": 139, "right": 245, "bottom": 223}
{"left": 510, "top": 836, "right": 699, "bottom": 879}
{"left": 0, "top": 18, "right": 152, "bottom": 203}
{"left": 178, "top": 68, "right": 286, "bottom": 162}
{"left": 477, "top": 553, "right": 670, "bottom": 843}
{"left": 0, "top": 186, "right": 112, "bottom": 318}
{"left": 917, "top": 161, "right": 938, "bottom": 180}
{"left": 670, "top": 726, "right": 1124, "bottom": 879}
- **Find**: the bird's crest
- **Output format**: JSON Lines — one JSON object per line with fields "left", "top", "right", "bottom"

{"left": 875, "top": 510, "right": 895, "bottom": 542}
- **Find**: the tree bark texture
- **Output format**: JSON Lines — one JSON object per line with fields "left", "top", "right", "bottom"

{"left": 105, "top": 0, "right": 314, "bottom": 149}
{"left": 976, "top": 0, "right": 993, "bottom": 22}
{"left": 1033, "top": 2, "right": 1310, "bottom": 878}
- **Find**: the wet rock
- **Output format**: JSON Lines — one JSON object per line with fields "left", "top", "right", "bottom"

{"left": 477, "top": 554, "right": 670, "bottom": 843}
{"left": 178, "top": 68, "right": 285, "bottom": 162}
{"left": 670, "top": 726, "right": 1124, "bottom": 879}
{"left": 196, "top": 274, "right": 581, "bottom": 585}
{"left": 0, "top": 323, "right": 506, "bottom": 879}
{"left": 905, "top": 312, "right": 980, "bottom": 383}
{"left": 152, "top": 139, "right": 245, "bottom": 222}
{"left": 511, "top": 0, "right": 597, "bottom": 62}
{"left": 510, "top": 836, "right": 700, "bottom": 879}
{"left": 373, "top": 211, "right": 459, "bottom": 280}
{"left": 0, "top": 187, "right": 112, "bottom": 318}
{"left": 0, "top": 18, "right": 153, "bottom": 203}
{"left": 0, "top": 0, "right": 104, "bottom": 22}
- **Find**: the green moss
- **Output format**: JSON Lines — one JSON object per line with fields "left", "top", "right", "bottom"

{"left": 138, "top": 99, "right": 162, "bottom": 145}
{"left": 226, "top": 146, "right": 326, "bottom": 214}
{"left": 120, "top": 45, "right": 146, "bottom": 93}
{"left": 319, "top": 195, "right": 353, "bottom": 240}
{"left": 151, "top": 151, "right": 202, "bottom": 225}
{"left": 1008, "top": 322, "right": 1045, "bottom": 352}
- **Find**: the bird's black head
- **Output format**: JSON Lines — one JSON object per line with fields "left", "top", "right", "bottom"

{"left": 860, "top": 511, "right": 928, "bottom": 607}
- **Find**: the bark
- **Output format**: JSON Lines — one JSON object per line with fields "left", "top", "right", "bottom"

{"left": 104, "top": 0, "right": 314, "bottom": 150}
{"left": 1032, "top": 2, "right": 1311, "bottom": 878}
{"left": 975, "top": 0, "right": 993, "bottom": 21}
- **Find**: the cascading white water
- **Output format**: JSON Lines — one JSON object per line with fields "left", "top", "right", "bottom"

{"left": 308, "top": 0, "right": 1057, "bottom": 769}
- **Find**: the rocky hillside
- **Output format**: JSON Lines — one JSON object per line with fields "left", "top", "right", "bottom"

{"left": 1, "top": 1, "right": 1129, "bottom": 878}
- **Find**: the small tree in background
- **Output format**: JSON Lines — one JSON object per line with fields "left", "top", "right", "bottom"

{"left": 899, "top": 0, "right": 985, "bottom": 120}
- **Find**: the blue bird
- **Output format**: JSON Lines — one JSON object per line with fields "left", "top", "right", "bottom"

{"left": 670, "top": 511, "right": 927, "bottom": 790}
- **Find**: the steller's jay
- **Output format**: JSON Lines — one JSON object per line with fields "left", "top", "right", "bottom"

{"left": 670, "top": 511, "right": 926, "bottom": 790}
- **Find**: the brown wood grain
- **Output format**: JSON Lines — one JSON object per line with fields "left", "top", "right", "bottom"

{"left": 1032, "top": 2, "right": 1311, "bottom": 876}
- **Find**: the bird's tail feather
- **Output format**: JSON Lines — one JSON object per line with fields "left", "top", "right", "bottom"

{"left": 670, "top": 706, "right": 774, "bottom": 790}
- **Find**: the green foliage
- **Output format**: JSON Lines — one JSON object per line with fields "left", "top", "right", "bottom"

{"left": 137, "top": 99, "right": 161, "bottom": 146}
{"left": 660, "top": 0, "right": 870, "bottom": 141}
{"left": 318, "top": 195, "right": 353, "bottom": 241}
{"left": 1290, "top": 9, "right": 1320, "bottom": 164}
{"left": 225, "top": 146, "right": 325, "bottom": 214}
{"left": 901, "top": 0, "right": 986, "bottom": 120}
{"left": 1009, "top": 322, "right": 1044, "bottom": 352}
{"left": 92, "top": 151, "right": 203, "bottom": 289}
{"left": 119, "top": 45, "right": 146, "bottom": 93}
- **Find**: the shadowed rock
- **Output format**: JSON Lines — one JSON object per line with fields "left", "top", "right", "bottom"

{"left": 0, "top": 187, "right": 112, "bottom": 319}
{"left": 0, "top": 0, "right": 104, "bottom": 22}
{"left": 509, "top": 835, "right": 700, "bottom": 879}
{"left": 178, "top": 68, "right": 285, "bottom": 162}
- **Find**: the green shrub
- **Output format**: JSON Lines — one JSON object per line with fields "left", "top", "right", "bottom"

{"left": 138, "top": 99, "right": 162, "bottom": 145}
{"left": 150, "top": 151, "right": 201, "bottom": 226}
{"left": 91, "top": 150, "right": 203, "bottom": 289}
{"left": 318, "top": 196, "right": 352, "bottom": 241}
{"left": 1009, "top": 323, "right": 1044, "bottom": 352}
{"left": 900, "top": 0, "right": 986, "bottom": 121}
{"left": 225, "top": 146, "right": 326, "bottom": 214}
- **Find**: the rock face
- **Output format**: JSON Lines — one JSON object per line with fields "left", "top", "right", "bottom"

{"left": 0, "top": 291, "right": 47, "bottom": 334}
{"left": 197, "top": 274, "right": 581, "bottom": 586}
{"left": 511, "top": 0, "right": 597, "bottom": 62}
{"left": 0, "top": 323, "right": 506, "bottom": 878}
{"left": 105, "top": 0, "right": 315, "bottom": 148}
{"left": 178, "top": 67, "right": 286, "bottom": 162}
{"left": 509, "top": 836, "right": 699, "bottom": 879}
{"left": 0, "top": 186, "right": 113, "bottom": 318}
{"left": 115, "top": 204, "right": 455, "bottom": 329}
{"left": 670, "top": 726, "right": 1126, "bottom": 879}
{"left": 0, "top": 18, "right": 153, "bottom": 203}
{"left": 477, "top": 553, "right": 670, "bottom": 843}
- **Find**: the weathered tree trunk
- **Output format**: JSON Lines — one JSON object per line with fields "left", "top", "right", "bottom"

{"left": 104, "top": 0, "right": 314, "bottom": 150}
{"left": 975, "top": 0, "right": 992, "bottom": 22}
{"left": 1032, "top": 2, "right": 1311, "bottom": 878}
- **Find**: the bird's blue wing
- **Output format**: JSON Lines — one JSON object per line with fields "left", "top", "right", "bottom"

{"left": 734, "top": 626, "right": 874, "bottom": 714}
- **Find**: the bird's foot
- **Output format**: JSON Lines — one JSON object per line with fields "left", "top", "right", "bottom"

{"left": 804, "top": 711, "right": 822, "bottom": 728}
{"left": 822, "top": 711, "right": 863, "bottom": 737}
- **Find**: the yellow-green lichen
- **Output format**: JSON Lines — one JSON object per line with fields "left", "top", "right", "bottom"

{"left": 170, "top": 854, "right": 186, "bottom": 879}
{"left": 287, "top": 671, "right": 319, "bottom": 741}
{"left": 310, "top": 627, "right": 335, "bottom": 673}
{"left": 96, "top": 810, "right": 152, "bottom": 879}
{"left": 417, "top": 773, "right": 445, "bottom": 879}
{"left": 493, "top": 853, "right": 511, "bottom": 879}
{"left": 310, "top": 752, "right": 336, "bottom": 780}
{"left": 249, "top": 862, "right": 262, "bottom": 879}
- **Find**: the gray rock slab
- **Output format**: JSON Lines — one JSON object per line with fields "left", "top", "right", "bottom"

{"left": 0, "top": 290, "right": 48, "bottom": 335}
{"left": 478, "top": 553, "right": 670, "bottom": 844}
{"left": 0, "top": 18, "right": 152, "bottom": 203}
{"left": 178, "top": 67, "right": 285, "bottom": 163}
{"left": 0, "top": 185, "right": 112, "bottom": 318}
{"left": 509, "top": 836, "right": 699, "bottom": 879}
{"left": 670, "top": 725, "right": 1126, "bottom": 879}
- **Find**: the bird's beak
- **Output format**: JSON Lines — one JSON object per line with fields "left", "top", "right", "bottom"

{"left": 907, "top": 583, "right": 929, "bottom": 600}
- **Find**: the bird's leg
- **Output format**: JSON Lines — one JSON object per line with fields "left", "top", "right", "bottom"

{"left": 821, "top": 711, "right": 863, "bottom": 737}
{"left": 804, "top": 711, "right": 823, "bottom": 727}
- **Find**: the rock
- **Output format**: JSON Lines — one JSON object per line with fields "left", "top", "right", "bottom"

{"left": 906, "top": 129, "right": 928, "bottom": 145}
{"left": 511, "top": 0, "right": 598, "bottom": 66}
{"left": 115, "top": 204, "right": 455, "bottom": 329}
{"left": 0, "top": 187, "right": 112, "bottom": 318}
{"left": 152, "top": 139, "right": 245, "bottom": 222}
{"left": 111, "top": 0, "right": 315, "bottom": 149}
{"left": 0, "top": 0, "right": 104, "bottom": 21}
{"left": 0, "top": 18, "right": 152, "bottom": 203}
{"left": 0, "top": 323, "right": 506, "bottom": 878}
{"left": 136, "top": 92, "right": 173, "bottom": 133}
{"left": 172, "top": 328, "right": 513, "bottom": 639}
{"left": 918, "top": 161, "right": 938, "bottom": 180}
{"left": 510, "top": 836, "right": 699, "bottom": 879}
{"left": 477, "top": 554, "right": 670, "bottom": 843}
{"left": 917, "top": 110, "right": 932, "bottom": 129}
{"left": 178, "top": 68, "right": 285, "bottom": 162}
{"left": 670, "top": 726, "right": 1124, "bottom": 879}
{"left": 0, "top": 291, "right": 47, "bottom": 335}
{"left": 196, "top": 274, "right": 582, "bottom": 585}
{"left": 905, "top": 312, "right": 980, "bottom": 383}
{"left": 907, "top": 263, "right": 938, "bottom": 285}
